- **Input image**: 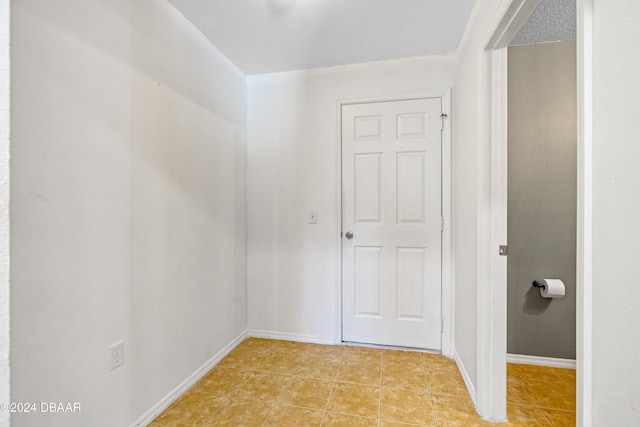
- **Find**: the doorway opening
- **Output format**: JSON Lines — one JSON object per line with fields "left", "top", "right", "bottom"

{"left": 482, "top": 0, "right": 591, "bottom": 423}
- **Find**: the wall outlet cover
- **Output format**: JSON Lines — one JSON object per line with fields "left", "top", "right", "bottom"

{"left": 109, "top": 340, "right": 124, "bottom": 371}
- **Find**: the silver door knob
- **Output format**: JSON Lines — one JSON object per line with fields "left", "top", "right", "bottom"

{"left": 345, "top": 231, "right": 354, "bottom": 239}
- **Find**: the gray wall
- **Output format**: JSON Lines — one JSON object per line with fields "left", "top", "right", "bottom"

{"left": 507, "top": 41, "right": 576, "bottom": 359}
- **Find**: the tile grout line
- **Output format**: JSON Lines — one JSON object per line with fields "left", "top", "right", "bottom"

{"left": 206, "top": 393, "right": 233, "bottom": 424}
{"left": 378, "top": 352, "right": 383, "bottom": 427}
{"left": 509, "top": 370, "right": 576, "bottom": 427}
{"left": 518, "top": 376, "right": 552, "bottom": 425}
{"left": 261, "top": 343, "right": 308, "bottom": 427}
{"left": 528, "top": 383, "right": 555, "bottom": 427}
{"left": 245, "top": 348, "right": 273, "bottom": 425}
{"left": 319, "top": 346, "right": 345, "bottom": 426}
{"left": 186, "top": 344, "right": 266, "bottom": 425}
{"left": 184, "top": 368, "right": 249, "bottom": 424}
{"left": 422, "top": 352, "right": 439, "bottom": 427}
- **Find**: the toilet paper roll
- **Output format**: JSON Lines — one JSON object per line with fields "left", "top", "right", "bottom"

{"left": 536, "top": 279, "right": 565, "bottom": 298}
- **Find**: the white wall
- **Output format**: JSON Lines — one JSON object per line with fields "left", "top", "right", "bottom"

{"left": 452, "top": 1, "right": 525, "bottom": 418}
{"left": 246, "top": 56, "right": 455, "bottom": 342}
{"left": 452, "top": 0, "right": 509, "bottom": 402}
{"left": 0, "top": 1, "right": 10, "bottom": 426}
{"left": 591, "top": 1, "right": 640, "bottom": 424}
{"left": 10, "top": 1, "right": 247, "bottom": 426}
{"left": 452, "top": 29, "right": 479, "bottom": 393}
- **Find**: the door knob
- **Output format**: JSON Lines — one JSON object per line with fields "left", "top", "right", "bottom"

{"left": 345, "top": 231, "right": 354, "bottom": 239}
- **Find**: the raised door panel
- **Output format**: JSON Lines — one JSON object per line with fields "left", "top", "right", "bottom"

{"left": 397, "top": 113, "right": 427, "bottom": 139}
{"left": 354, "top": 153, "right": 382, "bottom": 223}
{"left": 354, "top": 246, "right": 383, "bottom": 317}
{"left": 354, "top": 115, "right": 384, "bottom": 141}
{"left": 396, "top": 247, "right": 427, "bottom": 320}
{"left": 396, "top": 152, "right": 426, "bottom": 224}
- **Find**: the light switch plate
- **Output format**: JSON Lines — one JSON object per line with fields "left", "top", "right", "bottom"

{"left": 308, "top": 211, "right": 317, "bottom": 224}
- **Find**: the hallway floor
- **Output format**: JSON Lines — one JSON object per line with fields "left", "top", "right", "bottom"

{"left": 150, "top": 338, "right": 575, "bottom": 426}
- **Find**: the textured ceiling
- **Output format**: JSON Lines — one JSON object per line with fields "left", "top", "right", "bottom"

{"left": 511, "top": 0, "right": 576, "bottom": 46}
{"left": 168, "top": 0, "right": 477, "bottom": 75}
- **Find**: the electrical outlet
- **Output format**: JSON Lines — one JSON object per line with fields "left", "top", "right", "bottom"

{"left": 109, "top": 340, "right": 124, "bottom": 371}
{"left": 308, "top": 211, "right": 318, "bottom": 224}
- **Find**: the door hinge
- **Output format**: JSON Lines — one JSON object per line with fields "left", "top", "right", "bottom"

{"left": 440, "top": 113, "right": 448, "bottom": 130}
{"left": 499, "top": 245, "right": 508, "bottom": 256}
{"left": 440, "top": 217, "right": 444, "bottom": 232}
{"left": 440, "top": 317, "right": 444, "bottom": 332}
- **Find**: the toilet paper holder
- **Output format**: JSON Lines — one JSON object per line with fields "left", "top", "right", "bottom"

{"left": 532, "top": 279, "right": 565, "bottom": 298}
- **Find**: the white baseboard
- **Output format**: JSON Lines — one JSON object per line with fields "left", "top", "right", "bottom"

{"left": 130, "top": 330, "right": 248, "bottom": 427}
{"left": 246, "top": 329, "right": 336, "bottom": 345}
{"left": 452, "top": 349, "right": 477, "bottom": 407}
{"left": 507, "top": 353, "right": 576, "bottom": 369}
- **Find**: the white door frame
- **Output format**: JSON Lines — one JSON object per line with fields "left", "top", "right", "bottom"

{"left": 575, "top": 1, "right": 594, "bottom": 425}
{"left": 0, "top": 1, "right": 10, "bottom": 424}
{"left": 482, "top": 0, "right": 593, "bottom": 424}
{"left": 334, "top": 89, "right": 453, "bottom": 356}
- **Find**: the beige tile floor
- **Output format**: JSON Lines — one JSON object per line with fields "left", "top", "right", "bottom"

{"left": 151, "top": 338, "right": 576, "bottom": 426}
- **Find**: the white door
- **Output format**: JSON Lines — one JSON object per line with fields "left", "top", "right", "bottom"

{"left": 341, "top": 98, "right": 442, "bottom": 350}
